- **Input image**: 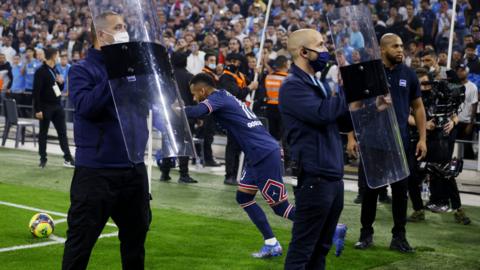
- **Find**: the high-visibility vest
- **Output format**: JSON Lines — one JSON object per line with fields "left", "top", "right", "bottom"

{"left": 223, "top": 70, "right": 247, "bottom": 89}
{"left": 202, "top": 67, "right": 218, "bottom": 83}
{"left": 264, "top": 71, "right": 288, "bottom": 105}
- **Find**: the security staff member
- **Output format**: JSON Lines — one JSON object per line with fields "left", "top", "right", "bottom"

{"left": 218, "top": 53, "right": 258, "bottom": 185}
{"left": 279, "top": 29, "right": 348, "bottom": 270}
{"left": 199, "top": 53, "right": 221, "bottom": 167}
{"left": 32, "top": 47, "right": 74, "bottom": 168}
{"left": 352, "top": 34, "right": 427, "bottom": 253}
{"left": 158, "top": 52, "right": 197, "bottom": 183}
{"left": 264, "top": 55, "right": 288, "bottom": 141}
{"left": 62, "top": 12, "right": 151, "bottom": 269}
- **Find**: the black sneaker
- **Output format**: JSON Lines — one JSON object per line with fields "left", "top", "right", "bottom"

{"left": 379, "top": 194, "right": 392, "bottom": 204}
{"left": 407, "top": 210, "right": 425, "bottom": 222}
{"left": 430, "top": 204, "right": 450, "bottom": 213}
{"left": 353, "top": 194, "right": 363, "bottom": 204}
{"left": 160, "top": 174, "right": 171, "bottom": 182}
{"left": 178, "top": 176, "right": 198, "bottom": 184}
{"left": 204, "top": 160, "right": 221, "bottom": 167}
{"left": 454, "top": 208, "right": 471, "bottom": 225}
{"left": 39, "top": 160, "right": 47, "bottom": 168}
{"left": 354, "top": 234, "right": 373, "bottom": 249}
{"left": 390, "top": 236, "right": 415, "bottom": 253}
{"left": 224, "top": 177, "right": 238, "bottom": 186}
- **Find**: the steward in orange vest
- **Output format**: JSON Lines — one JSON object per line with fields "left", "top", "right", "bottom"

{"left": 218, "top": 53, "right": 257, "bottom": 102}
{"left": 264, "top": 55, "right": 289, "bottom": 140}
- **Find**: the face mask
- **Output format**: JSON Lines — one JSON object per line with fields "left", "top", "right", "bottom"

{"left": 208, "top": 63, "right": 216, "bottom": 70}
{"left": 253, "top": 47, "right": 259, "bottom": 54}
{"left": 421, "top": 89, "right": 432, "bottom": 100}
{"left": 19, "top": 47, "right": 26, "bottom": 53}
{"left": 36, "top": 43, "right": 43, "bottom": 49}
{"left": 104, "top": 31, "right": 130, "bottom": 44}
{"left": 56, "top": 57, "right": 61, "bottom": 65}
{"left": 228, "top": 64, "right": 238, "bottom": 72}
{"left": 305, "top": 48, "right": 330, "bottom": 72}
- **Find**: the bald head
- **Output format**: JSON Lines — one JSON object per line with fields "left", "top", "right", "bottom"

{"left": 380, "top": 33, "right": 404, "bottom": 66}
{"left": 380, "top": 33, "right": 401, "bottom": 48}
{"left": 288, "top": 29, "right": 324, "bottom": 61}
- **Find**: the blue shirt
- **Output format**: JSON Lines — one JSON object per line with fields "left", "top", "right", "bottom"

{"left": 385, "top": 63, "right": 421, "bottom": 143}
{"left": 55, "top": 63, "right": 71, "bottom": 92}
{"left": 419, "top": 9, "right": 436, "bottom": 37}
{"left": 10, "top": 63, "right": 25, "bottom": 93}
{"left": 24, "top": 60, "right": 41, "bottom": 91}
{"left": 185, "top": 90, "right": 280, "bottom": 165}
{"left": 350, "top": 31, "right": 365, "bottom": 49}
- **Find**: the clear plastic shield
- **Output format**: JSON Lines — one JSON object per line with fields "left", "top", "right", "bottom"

{"left": 88, "top": 0, "right": 195, "bottom": 163}
{"left": 327, "top": 5, "right": 409, "bottom": 188}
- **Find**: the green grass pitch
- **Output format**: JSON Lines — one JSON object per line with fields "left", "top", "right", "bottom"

{"left": 0, "top": 147, "right": 479, "bottom": 269}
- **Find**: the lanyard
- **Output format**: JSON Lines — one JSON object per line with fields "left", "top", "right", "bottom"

{"left": 47, "top": 68, "right": 57, "bottom": 82}
{"left": 309, "top": 75, "right": 327, "bottom": 97}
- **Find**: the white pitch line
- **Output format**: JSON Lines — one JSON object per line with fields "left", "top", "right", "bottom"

{"left": 0, "top": 231, "right": 119, "bottom": 253}
{"left": 49, "top": 234, "right": 66, "bottom": 243}
{"left": 0, "top": 240, "right": 60, "bottom": 253}
{"left": 0, "top": 200, "right": 67, "bottom": 217}
{"left": 0, "top": 200, "right": 117, "bottom": 228}
{"left": 55, "top": 218, "right": 67, "bottom": 224}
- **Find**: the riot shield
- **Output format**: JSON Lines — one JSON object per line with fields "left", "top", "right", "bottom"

{"left": 88, "top": 0, "right": 195, "bottom": 163}
{"left": 327, "top": 5, "right": 409, "bottom": 188}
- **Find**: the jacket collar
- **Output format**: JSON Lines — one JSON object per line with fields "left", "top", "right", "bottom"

{"left": 86, "top": 47, "right": 105, "bottom": 65}
{"left": 289, "top": 63, "right": 329, "bottom": 98}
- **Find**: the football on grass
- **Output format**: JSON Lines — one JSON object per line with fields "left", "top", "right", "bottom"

{"left": 29, "top": 213, "right": 55, "bottom": 238}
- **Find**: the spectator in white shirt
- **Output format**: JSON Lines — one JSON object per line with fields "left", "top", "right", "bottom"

{"left": 0, "top": 36, "right": 17, "bottom": 64}
{"left": 186, "top": 41, "right": 206, "bottom": 75}
{"left": 456, "top": 64, "right": 478, "bottom": 159}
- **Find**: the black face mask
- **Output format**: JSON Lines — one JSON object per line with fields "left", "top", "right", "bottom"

{"left": 227, "top": 64, "right": 238, "bottom": 72}
{"left": 304, "top": 47, "right": 330, "bottom": 72}
{"left": 421, "top": 89, "right": 432, "bottom": 101}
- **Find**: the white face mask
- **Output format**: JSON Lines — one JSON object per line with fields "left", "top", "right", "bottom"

{"left": 208, "top": 63, "right": 216, "bottom": 70}
{"left": 104, "top": 31, "right": 130, "bottom": 44}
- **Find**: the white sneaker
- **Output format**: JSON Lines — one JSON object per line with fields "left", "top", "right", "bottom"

{"left": 63, "top": 160, "right": 75, "bottom": 168}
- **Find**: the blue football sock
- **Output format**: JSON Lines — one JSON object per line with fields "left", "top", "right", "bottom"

{"left": 236, "top": 191, "right": 274, "bottom": 240}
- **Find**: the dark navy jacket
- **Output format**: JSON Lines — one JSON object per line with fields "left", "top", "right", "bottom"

{"left": 279, "top": 64, "right": 348, "bottom": 180}
{"left": 69, "top": 48, "right": 134, "bottom": 168}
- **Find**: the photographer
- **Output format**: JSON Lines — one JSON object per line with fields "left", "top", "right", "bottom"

{"left": 408, "top": 67, "right": 471, "bottom": 225}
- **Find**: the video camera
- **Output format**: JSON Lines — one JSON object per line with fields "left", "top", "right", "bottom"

{"left": 417, "top": 157, "right": 463, "bottom": 179}
{"left": 422, "top": 80, "right": 465, "bottom": 131}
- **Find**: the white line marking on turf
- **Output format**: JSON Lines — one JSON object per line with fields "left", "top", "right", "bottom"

{"left": 49, "top": 234, "right": 66, "bottom": 243}
{"left": 0, "top": 200, "right": 67, "bottom": 217}
{"left": 0, "top": 200, "right": 119, "bottom": 253}
{"left": 0, "top": 240, "right": 60, "bottom": 253}
{"left": 0, "top": 200, "right": 117, "bottom": 227}
{"left": 55, "top": 218, "right": 67, "bottom": 224}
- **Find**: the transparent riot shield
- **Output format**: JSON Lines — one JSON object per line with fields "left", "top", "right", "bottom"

{"left": 88, "top": 0, "right": 195, "bottom": 163}
{"left": 327, "top": 5, "right": 409, "bottom": 188}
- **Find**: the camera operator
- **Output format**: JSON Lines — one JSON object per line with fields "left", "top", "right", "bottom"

{"left": 455, "top": 64, "right": 478, "bottom": 160}
{"left": 408, "top": 67, "right": 471, "bottom": 225}
{"left": 420, "top": 49, "right": 448, "bottom": 80}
